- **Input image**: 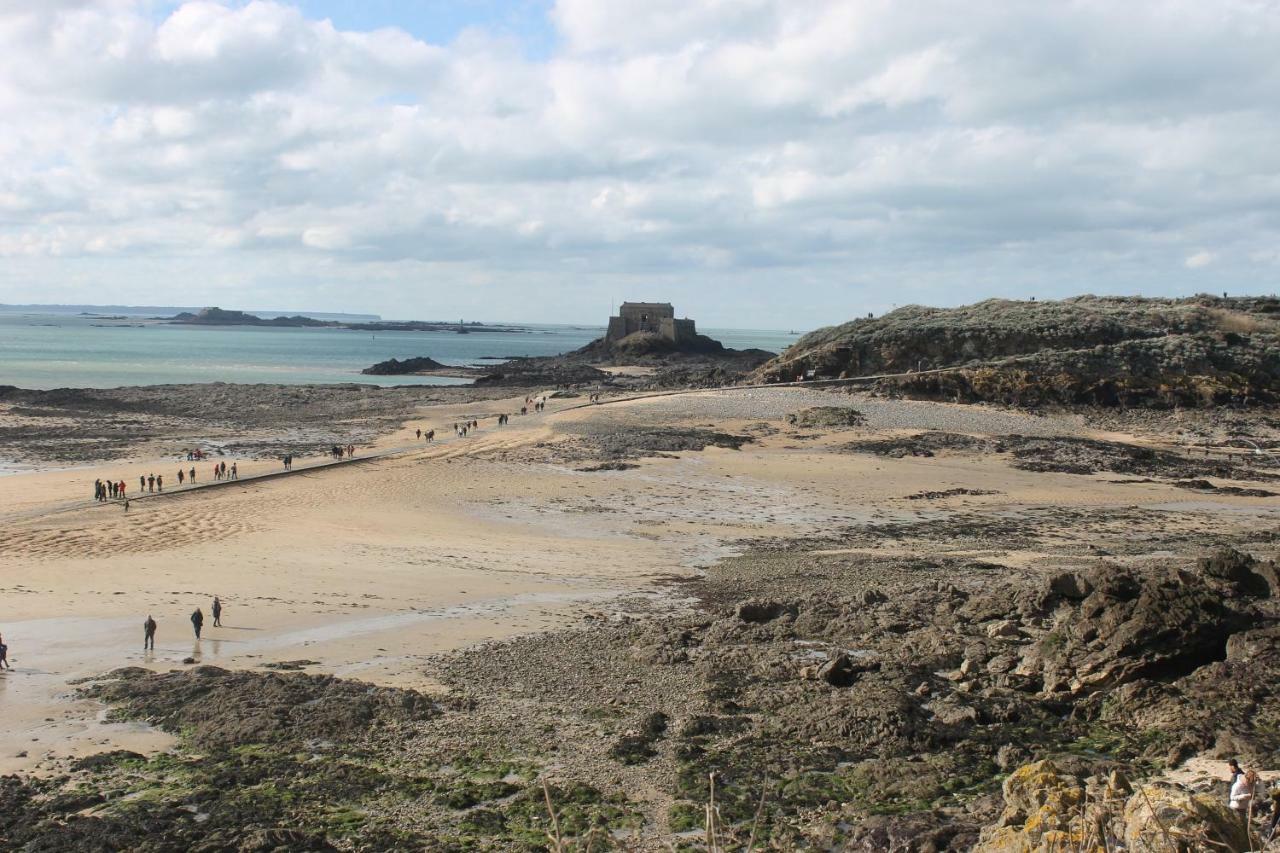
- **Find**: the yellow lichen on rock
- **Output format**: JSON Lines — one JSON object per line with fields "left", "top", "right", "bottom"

{"left": 1122, "top": 783, "right": 1249, "bottom": 853}
{"left": 973, "top": 760, "right": 1088, "bottom": 852}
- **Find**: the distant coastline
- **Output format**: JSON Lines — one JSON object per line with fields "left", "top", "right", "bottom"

{"left": 0, "top": 303, "right": 381, "bottom": 322}
{"left": 167, "top": 307, "right": 527, "bottom": 334}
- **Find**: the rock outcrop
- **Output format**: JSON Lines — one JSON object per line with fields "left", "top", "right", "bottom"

{"left": 755, "top": 295, "right": 1280, "bottom": 407}
{"left": 360, "top": 355, "right": 449, "bottom": 375}
{"left": 977, "top": 762, "right": 1252, "bottom": 853}
{"left": 974, "top": 760, "right": 1085, "bottom": 852}
{"left": 1122, "top": 783, "right": 1249, "bottom": 852}
{"left": 1013, "top": 564, "right": 1258, "bottom": 696}
{"left": 472, "top": 358, "right": 611, "bottom": 387}
{"left": 785, "top": 406, "right": 866, "bottom": 428}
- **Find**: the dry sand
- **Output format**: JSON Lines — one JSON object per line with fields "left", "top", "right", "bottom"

{"left": 2, "top": 387, "right": 1278, "bottom": 779}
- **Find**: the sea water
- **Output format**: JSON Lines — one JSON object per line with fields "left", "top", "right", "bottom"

{"left": 0, "top": 309, "right": 800, "bottom": 390}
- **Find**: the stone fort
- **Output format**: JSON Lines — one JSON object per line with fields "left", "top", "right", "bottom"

{"left": 605, "top": 302, "right": 697, "bottom": 345}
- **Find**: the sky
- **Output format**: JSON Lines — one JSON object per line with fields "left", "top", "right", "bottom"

{"left": 0, "top": 1, "right": 1278, "bottom": 328}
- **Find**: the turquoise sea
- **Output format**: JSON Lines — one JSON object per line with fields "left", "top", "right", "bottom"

{"left": 0, "top": 309, "right": 801, "bottom": 390}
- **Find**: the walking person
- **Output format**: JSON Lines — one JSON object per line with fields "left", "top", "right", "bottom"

{"left": 212, "top": 596, "right": 222, "bottom": 628}
{"left": 0, "top": 632, "right": 9, "bottom": 669}
{"left": 191, "top": 608, "right": 204, "bottom": 640}
{"left": 230, "top": 463, "right": 237, "bottom": 480}
{"left": 144, "top": 615, "right": 157, "bottom": 650}
{"left": 157, "top": 474, "right": 163, "bottom": 491}
{"left": 189, "top": 466, "right": 196, "bottom": 483}
{"left": 177, "top": 469, "right": 185, "bottom": 485}
{"left": 140, "top": 475, "right": 145, "bottom": 494}
{"left": 148, "top": 474, "right": 155, "bottom": 493}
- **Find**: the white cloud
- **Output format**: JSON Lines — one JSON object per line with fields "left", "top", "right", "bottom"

{"left": 0, "top": 0, "right": 1278, "bottom": 327}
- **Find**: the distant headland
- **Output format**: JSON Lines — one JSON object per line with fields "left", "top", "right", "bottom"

{"left": 167, "top": 307, "right": 527, "bottom": 334}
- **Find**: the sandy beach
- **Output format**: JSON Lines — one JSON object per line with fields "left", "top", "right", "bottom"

{"left": 0, "top": 391, "right": 661, "bottom": 773}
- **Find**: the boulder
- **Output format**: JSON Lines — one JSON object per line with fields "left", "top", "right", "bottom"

{"left": 1122, "top": 782, "right": 1248, "bottom": 852}
{"left": 816, "top": 653, "right": 880, "bottom": 687}
{"left": 985, "top": 619, "right": 1023, "bottom": 639}
{"left": 1047, "top": 571, "right": 1093, "bottom": 601}
{"left": 973, "top": 760, "right": 1085, "bottom": 852}
{"left": 859, "top": 588, "right": 889, "bottom": 606}
{"left": 1198, "top": 547, "right": 1276, "bottom": 597}
{"left": 1225, "top": 625, "right": 1280, "bottom": 663}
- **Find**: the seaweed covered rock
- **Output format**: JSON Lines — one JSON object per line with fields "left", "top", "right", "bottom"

{"left": 785, "top": 406, "right": 866, "bottom": 428}
{"left": 82, "top": 666, "right": 437, "bottom": 749}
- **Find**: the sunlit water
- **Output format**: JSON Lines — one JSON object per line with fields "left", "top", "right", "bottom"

{"left": 0, "top": 310, "right": 801, "bottom": 389}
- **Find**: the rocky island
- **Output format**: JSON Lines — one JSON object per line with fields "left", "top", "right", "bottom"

{"left": 360, "top": 356, "right": 451, "bottom": 376}
{"left": 168, "top": 307, "right": 528, "bottom": 334}
{"left": 471, "top": 301, "right": 777, "bottom": 388}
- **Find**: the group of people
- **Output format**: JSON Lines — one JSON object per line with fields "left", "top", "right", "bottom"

{"left": 329, "top": 444, "right": 356, "bottom": 460}
{"left": 91, "top": 460, "right": 241, "bottom": 504}
{"left": 415, "top": 428, "right": 436, "bottom": 442}
{"left": 184, "top": 449, "right": 209, "bottom": 461}
{"left": 93, "top": 478, "right": 134, "bottom": 501}
{"left": 453, "top": 420, "right": 480, "bottom": 437}
{"left": 142, "top": 596, "right": 224, "bottom": 648}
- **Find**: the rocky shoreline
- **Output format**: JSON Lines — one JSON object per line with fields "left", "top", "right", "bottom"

{"left": 5, "top": 540, "right": 1278, "bottom": 850}
{"left": 0, "top": 382, "right": 515, "bottom": 465}
{"left": 4, "top": 379, "right": 1280, "bottom": 850}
